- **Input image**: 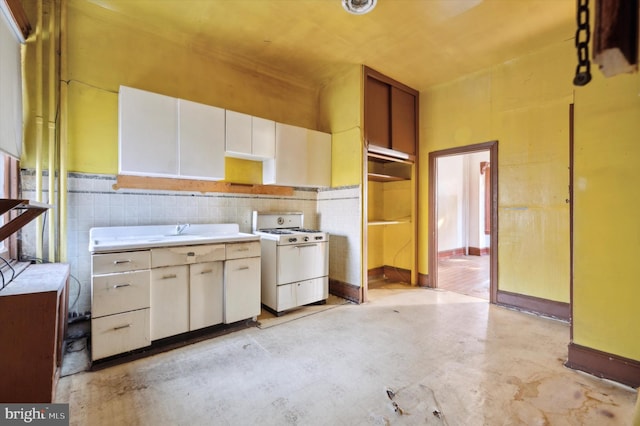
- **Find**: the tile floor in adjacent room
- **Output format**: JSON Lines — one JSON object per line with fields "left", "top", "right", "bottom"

{"left": 56, "top": 287, "right": 638, "bottom": 425}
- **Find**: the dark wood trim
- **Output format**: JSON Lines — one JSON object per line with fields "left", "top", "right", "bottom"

{"left": 367, "top": 266, "right": 384, "bottom": 279}
{"left": 496, "top": 290, "right": 571, "bottom": 321}
{"left": 428, "top": 141, "right": 498, "bottom": 303}
{"left": 593, "top": 0, "right": 638, "bottom": 77}
{"left": 468, "top": 247, "right": 490, "bottom": 256}
{"left": 329, "top": 278, "right": 362, "bottom": 304}
{"left": 566, "top": 343, "right": 640, "bottom": 388}
{"left": 569, "top": 104, "right": 575, "bottom": 340}
{"left": 4, "top": 0, "right": 31, "bottom": 40}
{"left": 363, "top": 66, "right": 419, "bottom": 99}
{"left": 114, "top": 175, "right": 294, "bottom": 196}
{"left": 418, "top": 272, "right": 430, "bottom": 287}
{"left": 382, "top": 265, "right": 411, "bottom": 284}
{"left": 367, "top": 266, "right": 411, "bottom": 283}
{"left": 437, "top": 247, "right": 466, "bottom": 259}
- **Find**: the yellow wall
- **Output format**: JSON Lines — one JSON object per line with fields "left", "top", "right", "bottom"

{"left": 573, "top": 70, "right": 640, "bottom": 360}
{"left": 318, "top": 65, "right": 362, "bottom": 187}
{"left": 420, "top": 40, "right": 573, "bottom": 303}
{"left": 23, "top": 1, "right": 321, "bottom": 179}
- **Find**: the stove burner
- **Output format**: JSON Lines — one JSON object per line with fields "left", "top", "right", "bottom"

{"left": 293, "top": 228, "right": 322, "bottom": 233}
{"left": 259, "top": 229, "right": 294, "bottom": 235}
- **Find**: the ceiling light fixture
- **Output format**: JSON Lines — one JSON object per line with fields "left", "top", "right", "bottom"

{"left": 342, "top": 0, "right": 377, "bottom": 15}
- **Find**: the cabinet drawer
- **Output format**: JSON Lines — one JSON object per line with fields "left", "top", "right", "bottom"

{"left": 92, "top": 270, "right": 150, "bottom": 317}
{"left": 91, "top": 309, "right": 150, "bottom": 360}
{"left": 226, "top": 241, "right": 260, "bottom": 260}
{"left": 92, "top": 251, "right": 150, "bottom": 274}
{"left": 151, "top": 244, "right": 225, "bottom": 267}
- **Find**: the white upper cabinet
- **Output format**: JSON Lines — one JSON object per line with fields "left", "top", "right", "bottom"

{"left": 178, "top": 99, "right": 225, "bottom": 180}
{"left": 225, "top": 110, "right": 275, "bottom": 160}
{"left": 119, "top": 86, "right": 225, "bottom": 180}
{"left": 251, "top": 116, "right": 276, "bottom": 159}
{"left": 119, "top": 86, "right": 178, "bottom": 177}
{"left": 263, "top": 123, "right": 331, "bottom": 187}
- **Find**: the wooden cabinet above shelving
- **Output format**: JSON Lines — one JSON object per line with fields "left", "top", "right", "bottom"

{"left": 364, "top": 66, "right": 419, "bottom": 159}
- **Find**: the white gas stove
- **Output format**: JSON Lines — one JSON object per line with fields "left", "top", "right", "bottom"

{"left": 252, "top": 211, "right": 329, "bottom": 316}
{"left": 252, "top": 211, "right": 328, "bottom": 245}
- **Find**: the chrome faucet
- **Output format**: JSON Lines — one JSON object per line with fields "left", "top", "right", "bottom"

{"left": 175, "top": 223, "right": 190, "bottom": 235}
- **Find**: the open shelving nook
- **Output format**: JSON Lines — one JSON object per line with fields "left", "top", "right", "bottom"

{"left": 365, "top": 149, "right": 417, "bottom": 288}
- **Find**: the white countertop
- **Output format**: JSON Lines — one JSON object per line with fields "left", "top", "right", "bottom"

{"left": 89, "top": 224, "right": 259, "bottom": 253}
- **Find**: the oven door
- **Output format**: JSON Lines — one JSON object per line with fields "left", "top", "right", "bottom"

{"left": 276, "top": 242, "right": 328, "bottom": 285}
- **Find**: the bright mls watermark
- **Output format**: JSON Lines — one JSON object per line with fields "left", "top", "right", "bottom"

{"left": 0, "top": 404, "right": 68, "bottom": 425}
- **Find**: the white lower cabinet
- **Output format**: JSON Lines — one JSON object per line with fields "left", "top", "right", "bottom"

{"left": 92, "top": 309, "right": 150, "bottom": 360}
{"left": 91, "top": 251, "right": 151, "bottom": 361}
{"left": 150, "top": 265, "right": 189, "bottom": 340}
{"left": 276, "top": 277, "right": 328, "bottom": 312}
{"left": 189, "top": 261, "right": 224, "bottom": 330}
{"left": 92, "top": 240, "right": 260, "bottom": 361}
{"left": 224, "top": 256, "right": 261, "bottom": 324}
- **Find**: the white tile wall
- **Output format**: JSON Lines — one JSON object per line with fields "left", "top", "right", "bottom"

{"left": 19, "top": 171, "right": 362, "bottom": 314}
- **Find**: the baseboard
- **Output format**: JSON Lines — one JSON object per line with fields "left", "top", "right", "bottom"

{"left": 496, "top": 290, "right": 571, "bottom": 321}
{"left": 566, "top": 343, "right": 640, "bottom": 388}
{"left": 438, "top": 248, "right": 466, "bottom": 259}
{"left": 368, "top": 267, "right": 384, "bottom": 279}
{"left": 418, "top": 272, "right": 430, "bottom": 287}
{"left": 382, "top": 265, "right": 411, "bottom": 283}
{"left": 329, "top": 278, "right": 362, "bottom": 304}
{"left": 468, "top": 246, "right": 490, "bottom": 256}
{"left": 367, "top": 266, "right": 412, "bottom": 284}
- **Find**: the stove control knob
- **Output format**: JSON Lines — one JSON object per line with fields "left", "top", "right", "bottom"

{"left": 304, "top": 236, "right": 310, "bottom": 242}
{"left": 289, "top": 237, "right": 297, "bottom": 243}
{"left": 315, "top": 236, "right": 323, "bottom": 241}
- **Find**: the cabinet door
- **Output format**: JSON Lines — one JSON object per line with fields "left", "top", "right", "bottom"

{"left": 306, "top": 129, "right": 331, "bottom": 187}
{"left": 91, "top": 309, "right": 150, "bottom": 361}
{"left": 364, "top": 76, "right": 391, "bottom": 150}
{"left": 391, "top": 87, "right": 417, "bottom": 156}
{"left": 189, "top": 261, "right": 223, "bottom": 330}
{"left": 92, "top": 270, "right": 150, "bottom": 317}
{"left": 224, "top": 257, "right": 261, "bottom": 324}
{"left": 296, "top": 277, "right": 328, "bottom": 306}
{"left": 225, "top": 110, "right": 252, "bottom": 158}
{"left": 119, "top": 86, "right": 178, "bottom": 176}
{"left": 178, "top": 99, "right": 225, "bottom": 180}
{"left": 151, "top": 265, "right": 189, "bottom": 340}
{"left": 251, "top": 116, "right": 275, "bottom": 159}
{"left": 263, "top": 123, "right": 306, "bottom": 186}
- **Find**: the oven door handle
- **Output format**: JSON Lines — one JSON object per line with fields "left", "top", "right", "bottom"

{"left": 294, "top": 244, "right": 318, "bottom": 249}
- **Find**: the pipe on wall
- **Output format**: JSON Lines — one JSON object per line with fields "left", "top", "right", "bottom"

{"left": 59, "top": 0, "right": 67, "bottom": 263}
{"left": 47, "top": 0, "right": 57, "bottom": 262}
{"left": 35, "top": 0, "right": 44, "bottom": 260}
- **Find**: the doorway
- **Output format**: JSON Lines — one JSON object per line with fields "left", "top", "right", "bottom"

{"left": 428, "top": 141, "right": 498, "bottom": 303}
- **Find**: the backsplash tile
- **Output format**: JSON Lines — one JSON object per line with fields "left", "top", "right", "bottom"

{"left": 19, "top": 171, "right": 362, "bottom": 313}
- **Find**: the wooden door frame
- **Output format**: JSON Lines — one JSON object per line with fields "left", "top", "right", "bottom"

{"left": 428, "top": 141, "right": 498, "bottom": 303}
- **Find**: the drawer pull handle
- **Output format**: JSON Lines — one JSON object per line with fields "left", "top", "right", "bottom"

{"left": 113, "top": 260, "right": 131, "bottom": 265}
{"left": 200, "top": 269, "right": 213, "bottom": 274}
{"left": 295, "top": 244, "right": 318, "bottom": 249}
{"left": 113, "top": 324, "right": 131, "bottom": 331}
{"left": 236, "top": 248, "right": 250, "bottom": 251}
{"left": 113, "top": 283, "right": 131, "bottom": 289}
{"left": 187, "top": 252, "right": 195, "bottom": 257}
{"left": 237, "top": 266, "right": 250, "bottom": 271}
{"left": 162, "top": 274, "right": 178, "bottom": 280}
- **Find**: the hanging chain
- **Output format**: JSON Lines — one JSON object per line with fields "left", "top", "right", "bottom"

{"left": 573, "top": 0, "right": 592, "bottom": 86}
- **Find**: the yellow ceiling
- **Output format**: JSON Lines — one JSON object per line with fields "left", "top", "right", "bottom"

{"left": 74, "top": 0, "right": 575, "bottom": 91}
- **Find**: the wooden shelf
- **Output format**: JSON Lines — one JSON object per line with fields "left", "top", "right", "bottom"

{"left": 0, "top": 199, "right": 52, "bottom": 242}
{"left": 368, "top": 217, "right": 411, "bottom": 226}
{"left": 368, "top": 172, "right": 409, "bottom": 182}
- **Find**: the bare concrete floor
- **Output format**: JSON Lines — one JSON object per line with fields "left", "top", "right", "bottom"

{"left": 56, "top": 288, "right": 638, "bottom": 425}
